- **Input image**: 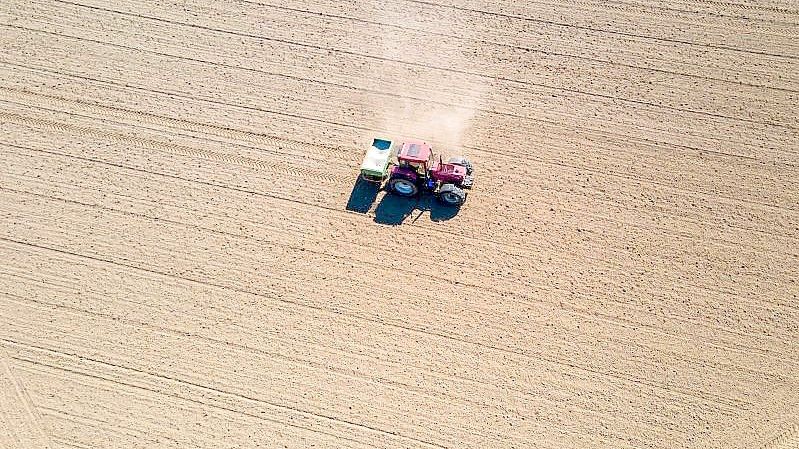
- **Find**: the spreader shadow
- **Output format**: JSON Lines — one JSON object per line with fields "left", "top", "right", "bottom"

{"left": 345, "top": 176, "right": 380, "bottom": 213}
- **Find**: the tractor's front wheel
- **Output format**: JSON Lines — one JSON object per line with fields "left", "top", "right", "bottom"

{"left": 438, "top": 184, "right": 467, "bottom": 206}
{"left": 388, "top": 178, "right": 419, "bottom": 197}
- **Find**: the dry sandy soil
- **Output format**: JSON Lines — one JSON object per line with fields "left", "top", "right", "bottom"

{"left": 1, "top": 0, "right": 798, "bottom": 448}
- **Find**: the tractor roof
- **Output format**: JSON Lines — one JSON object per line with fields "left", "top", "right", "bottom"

{"left": 398, "top": 141, "right": 432, "bottom": 163}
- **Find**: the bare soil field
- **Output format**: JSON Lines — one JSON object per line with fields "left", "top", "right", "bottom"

{"left": 1, "top": 0, "right": 797, "bottom": 448}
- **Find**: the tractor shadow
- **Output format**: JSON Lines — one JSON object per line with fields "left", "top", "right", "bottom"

{"left": 423, "top": 196, "right": 461, "bottom": 222}
{"left": 345, "top": 176, "right": 380, "bottom": 213}
{"left": 346, "top": 176, "right": 462, "bottom": 225}
{"left": 373, "top": 193, "right": 461, "bottom": 225}
{"left": 373, "top": 193, "right": 418, "bottom": 225}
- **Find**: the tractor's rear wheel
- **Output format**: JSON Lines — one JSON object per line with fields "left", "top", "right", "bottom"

{"left": 388, "top": 178, "right": 419, "bottom": 197}
{"left": 438, "top": 184, "right": 466, "bottom": 206}
{"left": 447, "top": 156, "right": 473, "bottom": 175}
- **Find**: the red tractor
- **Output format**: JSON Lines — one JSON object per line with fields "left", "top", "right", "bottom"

{"left": 385, "top": 140, "right": 474, "bottom": 206}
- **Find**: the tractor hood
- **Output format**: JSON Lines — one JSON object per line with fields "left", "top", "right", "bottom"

{"left": 432, "top": 162, "right": 467, "bottom": 177}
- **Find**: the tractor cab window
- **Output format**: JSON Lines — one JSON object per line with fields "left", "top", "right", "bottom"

{"left": 401, "top": 160, "right": 425, "bottom": 175}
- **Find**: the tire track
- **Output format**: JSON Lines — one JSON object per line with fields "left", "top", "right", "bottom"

{"left": 60, "top": 0, "right": 799, "bottom": 58}
{"left": 765, "top": 425, "right": 799, "bottom": 449}
{"left": 6, "top": 131, "right": 796, "bottom": 268}
{"left": 6, "top": 134, "right": 798, "bottom": 317}
{"left": 0, "top": 87, "right": 341, "bottom": 162}
{"left": 5, "top": 148, "right": 797, "bottom": 334}
{"left": 3, "top": 33, "right": 794, "bottom": 166}
{"left": 4, "top": 61, "right": 798, "bottom": 236}
{"left": 5, "top": 167, "right": 797, "bottom": 369}
{"left": 0, "top": 286, "right": 736, "bottom": 442}
{"left": 685, "top": 0, "right": 799, "bottom": 15}
{"left": 6, "top": 57, "right": 799, "bottom": 218}
{"left": 5, "top": 236, "right": 782, "bottom": 421}
{"left": 6, "top": 133, "right": 797, "bottom": 338}
{"left": 597, "top": 0, "right": 799, "bottom": 25}
{"left": 0, "top": 346, "right": 53, "bottom": 449}
{"left": 0, "top": 110, "right": 345, "bottom": 184}
{"left": 18, "top": 0, "right": 799, "bottom": 92}
{"left": 503, "top": 0, "right": 799, "bottom": 33}
{"left": 551, "top": 0, "right": 799, "bottom": 25}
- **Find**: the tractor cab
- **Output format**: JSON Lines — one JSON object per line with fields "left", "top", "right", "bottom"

{"left": 396, "top": 141, "right": 433, "bottom": 178}
{"left": 385, "top": 138, "right": 474, "bottom": 205}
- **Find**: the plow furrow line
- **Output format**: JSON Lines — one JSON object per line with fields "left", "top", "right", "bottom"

{"left": 57, "top": 0, "right": 799, "bottom": 59}
{"left": 6, "top": 144, "right": 795, "bottom": 283}
{"left": 0, "top": 295, "right": 736, "bottom": 442}
{"left": 3, "top": 184, "right": 793, "bottom": 376}
{"left": 5, "top": 259, "right": 796, "bottom": 396}
{"left": 6, "top": 139, "right": 797, "bottom": 298}
{"left": 0, "top": 185, "right": 530, "bottom": 301}
{"left": 238, "top": 1, "right": 798, "bottom": 90}
{"left": 5, "top": 59, "right": 798, "bottom": 220}
{"left": 5, "top": 52, "right": 796, "bottom": 175}
{"left": 15, "top": 366, "right": 383, "bottom": 449}
{"left": 404, "top": 0, "right": 799, "bottom": 59}
{"left": 518, "top": 0, "right": 799, "bottom": 32}
{"left": 0, "top": 256, "right": 776, "bottom": 428}
{"left": 4, "top": 170, "right": 794, "bottom": 330}
{"left": 4, "top": 165, "right": 796, "bottom": 317}
{"left": 6, "top": 142, "right": 799, "bottom": 324}
{"left": 0, "top": 291, "right": 530, "bottom": 413}
{"left": 35, "top": 2, "right": 799, "bottom": 127}
{"left": 5, "top": 341, "right": 453, "bottom": 449}
{"left": 4, "top": 30, "right": 787, "bottom": 167}
{"left": 681, "top": 0, "right": 799, "bottom": 15}
{"left": 2, "top": 210, "right": 794, "bottom": 373}
{"left": 0, "top": 237, "right": 755, "bottom": 411}
{"left": 2, "top": 294, "right": 680, "bottom": 441}
{"left": 532, "top": 0, "right": 799, "bottom": 25}
{"left": 3, "top": 96, "right": 796, "bottom": 247}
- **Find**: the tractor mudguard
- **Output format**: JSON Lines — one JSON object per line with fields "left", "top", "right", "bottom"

{"left": 390, "top": 165, "right": 418, "bottom": 182}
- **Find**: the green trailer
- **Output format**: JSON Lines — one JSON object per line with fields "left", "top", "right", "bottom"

{"left": 360, "top": 138, "right": 393, "bottom": 182}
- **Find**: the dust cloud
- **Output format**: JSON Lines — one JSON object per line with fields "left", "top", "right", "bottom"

{"left": 367, "top": 4, "right": 486, "bottom": 151}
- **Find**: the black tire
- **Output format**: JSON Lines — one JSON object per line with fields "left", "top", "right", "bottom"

{"left": 438, "top": 184, "right": 466, "bottom": 206}
{"left": 447, "top": 156, "right": 473, "bottom": 175}
{"left": 388, "top": 177, "right": 419, "bottom": 197}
